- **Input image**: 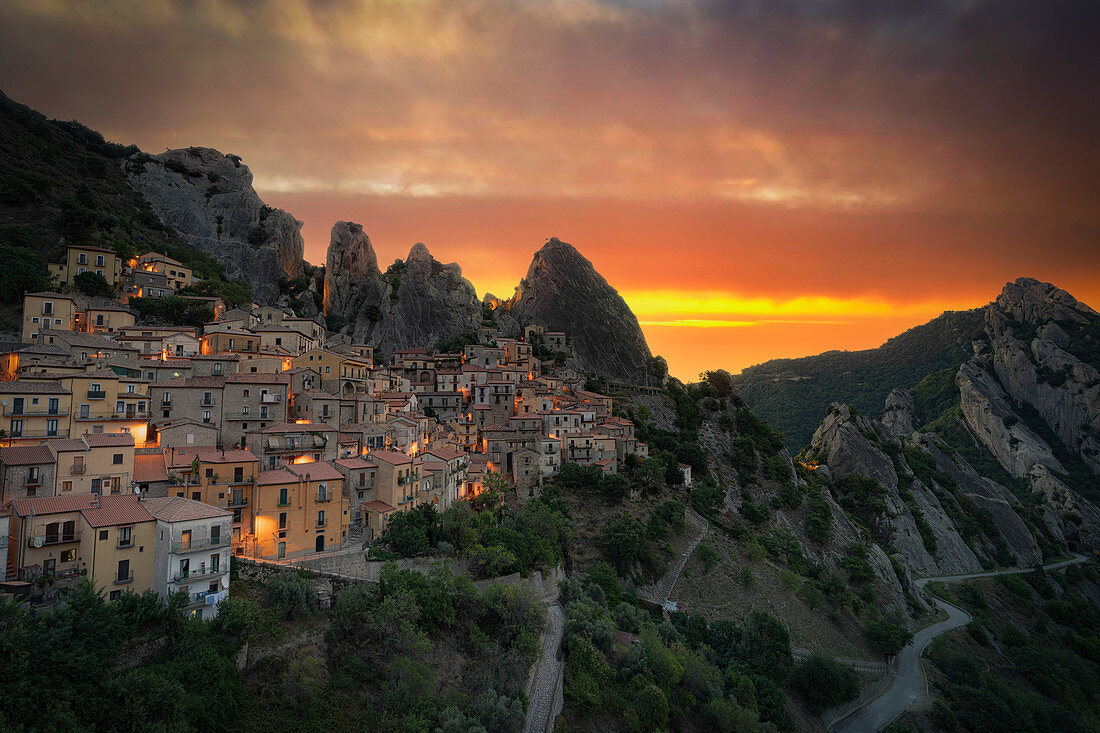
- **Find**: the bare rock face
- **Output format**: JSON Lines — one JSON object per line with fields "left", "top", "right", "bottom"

{"left": 882, "top": 388, "right": 916, "bottom": 436}
{"left": 985, "top": 278, "right": 1100, "bottom": 473}
{"left": 502, "top": 238, "right": 653, "bottom": 384}
{"left": 321, "top": 222, "right": 482, "bottom": 361}
{"left": 1027, "top": 465, "right": 1100, "bottom": 553}
{"left": 809, "top": 404, "right": 987, "bottom": 576}
{"left": 957, "top": 361, "right": 1065, "bottom": 477}
{"left": 126, "top": 147, "right": 304, "bottom": 303}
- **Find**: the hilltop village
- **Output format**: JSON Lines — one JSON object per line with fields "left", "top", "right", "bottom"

{"left": 2, "top": 243, "right": 655, "bottom": 617}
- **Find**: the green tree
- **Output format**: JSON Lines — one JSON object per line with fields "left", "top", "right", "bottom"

{"left": 790, "top": 654, "right": 860, "bottom": 713}
{"left": 74, "top": 270, "right": 114, "bottom": 296}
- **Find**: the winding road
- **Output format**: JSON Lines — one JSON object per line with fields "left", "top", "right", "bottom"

{"left": 832, "top": 554, "right": 1088, "bottom": 733}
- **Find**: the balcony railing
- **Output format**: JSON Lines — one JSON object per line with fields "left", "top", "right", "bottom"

{"left": 261, "top": 394, "right": 282, "bottom": 404}
{"left": 226, "top": 494, "right": 248, "bottom": 508}
{"left": 87, "top": 390, "right": 107, "bottom": 399}
{"left": 114, "top": 572, "right": 133, "bottom": 584}
{"left": 170, "top": 565, "right": 225, "bottom": 583}
{"left": 27, "top": 532, "right": 80, "bottom": 548}
{"left": 316, "top": 491, "right": 331, "bottom": 502}
{"left": 71, "top": 464, "right": 86, "bottom": 474}
{"left": 2, "top": 407, "right": 62, "bottom": 416}
{"left": 171, "top": 535, "right": 229, "bottom": 553}
{"left": 74, "top": 409, "right": 149, "bottom": 421}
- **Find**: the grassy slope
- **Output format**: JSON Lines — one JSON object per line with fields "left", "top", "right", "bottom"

{"left": 732, "top": 309, "right": 986, "bottom": 449}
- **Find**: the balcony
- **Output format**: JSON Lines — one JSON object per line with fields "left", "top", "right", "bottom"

{"left": 2, "top": 407, "right": 62, "bottom": 417}
{"left": 71, "top": 464, "right": 87, "bottom": 474}
{"left": 161, "top": 397, "right": 172, "bottom": 405}
{"left": 114, "top": 572, "right": 133, "bottom": 584}
{"left": 316, "top": 491, "right": 331, "bottom": 502}
{"left": 170, "top": 565, "right": 224, "bottom": 583}
{"left": 27, "top": 531, "right": 80, "bottom": 548}
{"left": 171, "top": 535, "right": 229, "bottom": 553}
{"left": 316, "top": 519, "right": 327, "bottom": 527}
{"left": 226, "top": 494, "right": 248, "bottom": 508}
{"left": 87, "top": 390, "right": 106, "bottom": 399}
{"left": 261, "top": 394, "right": 282, "bottom": 404}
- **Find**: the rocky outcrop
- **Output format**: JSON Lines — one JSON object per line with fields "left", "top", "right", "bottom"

{"left": 809, "top": 404, "right": 987, "bottom": 577}
{"left": 500, "top": 238, "right": 653, "bottom": 384}
{"left": 984, "top": 278, "right": 1100, "bottom": 473}
{"left": 321, "top": 222, "right": 482, "bottom": 361}
{"left": 882, "top": 388, "right": 916, "bottom": 436}
{"left": 1028, "top": 465, "right": 1100, "bottom": 553}
{"left": 956, "top": 361, "right": 1065, "bottom": 478}
{"left": 126, "top": 147, "right": 304, "bottom": 303}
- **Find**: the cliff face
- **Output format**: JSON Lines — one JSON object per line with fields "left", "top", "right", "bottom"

{"left": 983, "top": 278, "right": 1100, "bottom": 474}
{"left": 322, "top": 222, "right": 482, "bottom": 361}
{"left": 808, "top": 403, "right": 1008, "bottom": 576}
{"left": 127, "top": 147, "right": 304, "bottom": 303}
{"left": 501, "top": 238, "right": 653, "bottom": 383}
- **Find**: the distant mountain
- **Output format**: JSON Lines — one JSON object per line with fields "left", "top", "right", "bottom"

{"left": 732, "top": 308, "right": 986, "bottom": 448}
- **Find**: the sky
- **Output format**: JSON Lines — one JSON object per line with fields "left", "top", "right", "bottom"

{"left": 2, "top": 0, "right": 1098, "bottom": 379}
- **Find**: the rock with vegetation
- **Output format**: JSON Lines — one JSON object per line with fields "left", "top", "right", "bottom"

{"left": 321, "top": 221, "right": 484, "bottom": 362}
{"left": 498, "top": 238, "right": 655, "bottom": 384}
{"left": 126, "top": 146, "right": 304, "bottom": 303}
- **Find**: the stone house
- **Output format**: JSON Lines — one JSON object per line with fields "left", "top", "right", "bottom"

{"left": 0, "top": 444, "right": 57, "bottom": 500}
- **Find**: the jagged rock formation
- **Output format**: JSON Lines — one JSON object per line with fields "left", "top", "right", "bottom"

{"left": 321, "top": 222, "right": 482, "bottom": 361}
{"left": 127, "top": 147, "right": 304, "bottom": 303}
{"left": 882, "top": 388, "right": 916, "bottom": 436}
{"left": 983, "top": 278, "right": 1100, "bottom": 473}
{"left": 956, "top": 361, "right": 1065, "bottom": 477}
{"left": 499, "top": 238, "right": 653, "bottom": 384}
{"left": 809, "top": 403, "right": 1000, "bottom": 576}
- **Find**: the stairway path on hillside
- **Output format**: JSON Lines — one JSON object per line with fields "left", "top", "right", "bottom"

{"left": 640, "top": 506, "right": 709, "bottom": 607}
{"left": 524, "top": 598, "right": 565, "bottom": 733}
{"left": 831, "top": 553, "right": 1088, "bottom": 733}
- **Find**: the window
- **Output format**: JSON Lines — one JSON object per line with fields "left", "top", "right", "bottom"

{"left": 78, "top": 253, "right": 87, "bottom": 264}
{"left": 211, "top": 554, "right": 220, "bottom": 572}
{"left": 202, "top": 410, "right": 212, "bottom": 423}
{"left": 48, "top": 397, "right": 59, "bottom": 414}
{"left": 46, "top": 419, "right": 58, "bottom": 437}
{"left": 10, "top": 420, "right": 22, "bottom": 437}
{"left": 180, "top": 530, "right": 192, "bottom": 549}
{"left": 43, "top": 301, "right": 54, "bottom": 315}
{"left": 317, "top": 510, "right": 325, "bottom": 527}
{"left": 61, "top": 549, "right": 75, "bottom": 563}
{"left": 118, "top": 526, "right": 132, "bottom": 547}
{"left": 211, "top": 524, "right": 221, "bottom": 543}
{"left": 278, "top": 488, "right": 289, "bottom": 505}
{"left": 126, "top": 384, "right": 135, "bottom": 394}
{"left": 54, "top": 318, "right": 62, "bottom": 325}
{"left": 213, "top": 363, "right": 222, "bottom": 375}
{"left": 63, "top": 481, "right": 72, "bottom": 492}
{"left": 234, "top": 467, "right": 244, "bottom": 483}
{"left": 91, "top": 478, "right": 102, "bottom": 492}
{"left": 278, "top": 512, "right": 287, "bottom": 529}
{"left": 116, "top": 559, "right": 130, "bottom": 583}
{"left": 28, "top": 466, "right": 40, "bottom": 484}
{"left": 205, "top": 468, "right": 214, "bottom": 478}
{"left": 96, "top": 255, "right": 105, "bottom": 266}
{"left": 109, "top": 590, "right": 121, "bottom": 601}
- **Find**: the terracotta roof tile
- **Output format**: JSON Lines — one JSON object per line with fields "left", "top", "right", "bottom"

{"left": 133, "top": 453, "right": 169, "bottom": 483}
{"left": 144, "top": 496, "right": 230, "bottom": 522}
{"left": 0, "top": 445, "right": 55, "bottom": 465}
{"left": 80, "top": 495, "right": 155, "bottom": 527}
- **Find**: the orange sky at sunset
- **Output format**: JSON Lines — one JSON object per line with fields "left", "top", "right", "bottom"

{"left": 2, "top": 0, "right": 1097, "bottom": 380}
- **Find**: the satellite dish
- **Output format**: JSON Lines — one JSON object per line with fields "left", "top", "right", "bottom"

{"left": 33, "top": 536, "right": 43, "bottom": 548}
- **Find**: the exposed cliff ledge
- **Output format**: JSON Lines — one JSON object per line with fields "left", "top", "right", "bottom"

{"left": 499, "top": 238, "right": 653, "bottom": 383}
{"left": 322, "top": 222, "right": 482, "bottom": 361}
{"left": 984, "top": 278, "right": 1100, "bottom": 473}
{"left": 809, "top": 403, "right": 994, "bottom": 576}
{"left": 127, "top": 147, "right": 304, "bottom": 303}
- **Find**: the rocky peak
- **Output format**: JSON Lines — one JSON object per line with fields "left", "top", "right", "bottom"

{"left": 993, "top": 277, "right": 1097, "bottom": 326}
{"left": 126, "top": 146, "right": 304, "bottom": 303}
{"left": 506, "top": 237, "right": 653, "bottom": 383}
{"left": 322, "top": 223, "right": 482, "bottom": 360}
{"left": 323, "top": 221, "right": 378, "bottom": 316}
{"left": 882, "top": 388, "right": 916, "bottom": 436}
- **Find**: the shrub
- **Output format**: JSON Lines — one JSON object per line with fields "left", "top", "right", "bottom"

{"left": 790, "top": 654, "right": 860, "bottom": 713}
{"left": 265, "top": 571, "right": 317, "bottom": 619}
{"left": 601, "top": 516, "right": 650, "bottom": 575}
{"left": 865, "top": 619, "right": 913, "bottom": 656}
{"left": 698, "top": 542, "right": 719, "bottom": 573}
{"left": 74, "top": 270, "right": 114, "bottom": 296}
